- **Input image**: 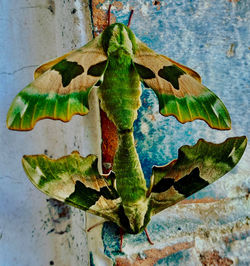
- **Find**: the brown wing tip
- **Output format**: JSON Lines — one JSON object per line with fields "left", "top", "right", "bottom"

{"left": 34, "top": 67, "right": 44, "bottom": 79}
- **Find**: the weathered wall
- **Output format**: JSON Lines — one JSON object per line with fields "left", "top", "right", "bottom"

{"left": 0, "top": 1, "right": 101, "bottom": 265}
{"left": 0, "top": 0, "right": 249, "bottom": 265}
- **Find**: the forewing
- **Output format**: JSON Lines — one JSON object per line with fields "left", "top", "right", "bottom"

{"left": 7, "top": 35, "right": 108, "bottom": 130}
{"left": 133, "top": 40, "right": 231, "bottom": 130}
{"left": 34, "top": 51, "right": 74, "bottom": 79}
{"left": 149, "top": 136, "right": 247, "bottom": 215}
{"left": 22, "top": 151, "right": 121, "bottom": 223}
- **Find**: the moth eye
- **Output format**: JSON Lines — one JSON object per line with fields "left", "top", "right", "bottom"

{"left": 134, "top": 63, "right": 155, "bottom": 79}
{"left": 158, "top": 65, "right": 186, "bottom": 90}
{"left": 52, "top": 59, "right": 84, "bottom": 87}
{"left": 173, "top": 167, "right": 209, "bottom": 197}
{"left": 87, "top": 60, "right": 107, "bottom": 76}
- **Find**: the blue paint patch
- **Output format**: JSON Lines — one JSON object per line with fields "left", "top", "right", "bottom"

{"left": 102, "top": 222, "right": 121, "bottom": 261}
{"left": 101, "top": 216, "right": 202, "bottom": 260}
{"left": 102, "top": 222, "right": 156, "bottom": 261}
{"left": 149, "top": 216, "right": 203, "bottom": 240}
{"left": 134, "top": 86, "right": 198, "bottom": 187}
{"left": 155, "top": 248, "right": 192, "bottom": 266}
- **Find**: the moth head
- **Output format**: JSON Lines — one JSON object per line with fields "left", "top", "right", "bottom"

{"left": 122, "top": 198, "right": 150, "bottom": 234}
{"left": 102, "top": 23, "right": 137, "bottom": 57}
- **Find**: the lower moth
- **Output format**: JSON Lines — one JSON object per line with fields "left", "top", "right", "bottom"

{"left": 7, "top": 6, "right": 247, "bottom": 248}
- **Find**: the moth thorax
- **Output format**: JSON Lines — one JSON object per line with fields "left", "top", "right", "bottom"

{"left": 123, "top": 198, "right": 149, "bottom": 234}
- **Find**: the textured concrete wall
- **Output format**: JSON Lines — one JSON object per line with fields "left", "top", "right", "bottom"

{"left": 1, "top": 0, "right": 249, "bottom": 266}
{"left": 0, "top": 1, "right": 101, "bottom": 265}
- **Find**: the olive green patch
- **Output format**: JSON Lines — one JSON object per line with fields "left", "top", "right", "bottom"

{"left": 66, "top": 181, "right": 102, "bottom": 210}
{"left": 152, "top": 177, "right": 174, "bottom": 193}
{"left": 66, "top": 181, "right": 119, "bottom": 210}
{"left": 87, "top": 60, "right": 107, "bottom": 76}
{"left": 134, "top": 63, "right": 155, "bottom": 79}
{"left": 38, "top": 161, "right": 61, "bottom": 187}
{"left": 173, "top": 167, "right": 209, "bottom": 197}
{"left": 52, "top": 59, "right": 84, "bottom": 87}
{"left": 158, "top": 65, "right": 185, "bottom": 90}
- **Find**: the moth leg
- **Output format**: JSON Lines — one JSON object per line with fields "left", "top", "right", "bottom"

{"left": 87, "top": 221, "right": 105, "bottom": 232}
{"left": 127, "top": 9, "right": 134, "bottom": 27}
{"left": 120, "top": 228, "right": 124, "bottom": 252}
{"left": 144, "top": 228, "right": 154, "bottom": 245}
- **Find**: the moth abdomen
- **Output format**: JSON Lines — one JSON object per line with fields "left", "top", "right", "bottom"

{"left": 113, "top": 130, "right": 149, "bottom": 233}
{"left": 113, "top": 131, "right": 147, "bottom": 202}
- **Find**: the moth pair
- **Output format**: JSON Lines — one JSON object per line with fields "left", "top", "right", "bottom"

{"left": 7, "top": 9, "right": 247, "bottom": 246}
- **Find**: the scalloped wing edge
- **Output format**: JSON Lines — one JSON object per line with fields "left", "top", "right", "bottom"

{"left": 133, "top": 39, "right": 231, "bottom": 130}
{"left": 149, "top": 136, "right": 247, "bottom": 214}
{"left": 22, "top": 151, "right": 122, "bottom": 223}
{"left": 7, "top": 35, "right": 107, "bottom": 131}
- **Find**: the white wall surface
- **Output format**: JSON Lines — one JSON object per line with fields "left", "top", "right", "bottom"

{"left": 0, "top": 1, "right": 101, "bottom": 265}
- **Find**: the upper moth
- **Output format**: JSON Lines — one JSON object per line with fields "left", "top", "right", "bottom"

{"left": 7, "top": 6, "right": 247, "bottom": 247}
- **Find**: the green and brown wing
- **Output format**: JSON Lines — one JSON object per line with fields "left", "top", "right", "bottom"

{"left": 133, "top": 40, "right": 231, "bottom": 130}
{"left": 22, "top": 151, "right": 121, "bottom": 223}
{"left": 7, "top": 35, "right": 108, "bottom": 131}
{"left": 149, "top": 136, "right": 247, "bottom": 215}
{"left": 34, "top": 51, "right": 75, "bottom": 79}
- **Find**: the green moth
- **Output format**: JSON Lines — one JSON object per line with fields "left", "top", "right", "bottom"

{"left": 7, "top": 15, "right": 247, "bottom": 241}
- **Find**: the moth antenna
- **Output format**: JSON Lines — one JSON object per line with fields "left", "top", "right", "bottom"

{"left": 108, "top": 4, "right": 112, "bottom": 26}
{"left": 87, "top": 221, "right": 105, "bottom": 232}
{"left": 127, "top": 9, "right": 134, "bottom": 27}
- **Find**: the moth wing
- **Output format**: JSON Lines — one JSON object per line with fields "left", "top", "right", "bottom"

{"left": 160, "top": 54, "right": 201, "bottom": 83}
{"left": 149, "top": 136, "right": 247, "bottom": 215}
{"left": 133, "top": 40, "right": 231, "bottom": 130}
{"left": 22, "top": 151, "right": 122, "bottom": 224}
{"left": 7, "top": 35, "right": 108, "bottom": 130}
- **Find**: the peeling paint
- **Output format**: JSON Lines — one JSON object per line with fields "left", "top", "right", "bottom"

{"left": 226, "top": 43, "right": 236, "bottom": 58}
{"left": 91, "top": 0, "right": 115, "bottom": 34}
{"left": 200, "top": 250, "right": 233, "bottom": 266}
{"left": 47, "top": 0, "right": 55, "bottom": 14}
{"left": 116, "top": 242, "right": 194, "bottom": 266}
